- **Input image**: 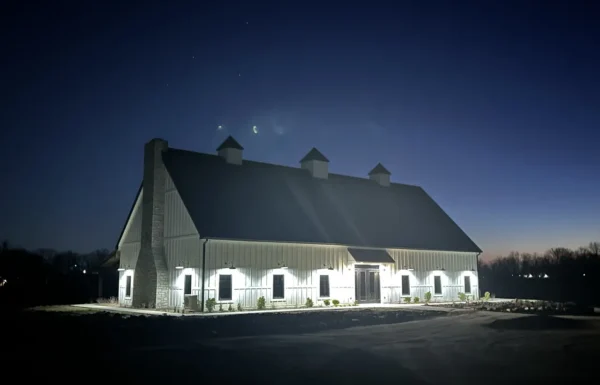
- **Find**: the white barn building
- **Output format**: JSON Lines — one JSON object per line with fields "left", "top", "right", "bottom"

{"left": 115, "top": 137, "right": 482, "bottom": 311}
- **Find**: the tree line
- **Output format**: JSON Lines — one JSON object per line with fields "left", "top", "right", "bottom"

{"left": 478, "top": 242, "right": 600, "bottom": 305}
{"left": 0, "top": 241, "right": 116, "bottom": 308}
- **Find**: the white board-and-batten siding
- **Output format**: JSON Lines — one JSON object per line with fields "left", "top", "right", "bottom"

{"left": 199, "top": 240, "right": 479, "bottom": 309}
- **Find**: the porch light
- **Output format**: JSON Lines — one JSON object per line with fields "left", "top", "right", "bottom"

{"left": 470, "top": 268, "right": 476, "bottom": 272}
{"left": 229, "top": 264, "right": 237, "bottom": 270}
{"left": 327, "top": 265, "right": 334, "bottom": 270}
{"left": 403, "top": 265, "right": 414, "bottom": 271}
{"left": 175, "top": 265, "right": 184, "bottom": 270}
{"left": 277, "top": 262, "right": 288, "bottom": 269}
{"left": 117, "top": 268, "right": 125, "bottom": 272}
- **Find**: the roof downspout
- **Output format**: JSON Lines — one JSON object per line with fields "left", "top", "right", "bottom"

{"left": 200, "top": 238, "right": 210, "bottom": 312}
{"left": 476, "top": 252, "right": 482, "bottom": 298}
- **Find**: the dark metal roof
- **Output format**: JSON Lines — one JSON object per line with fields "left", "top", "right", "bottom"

{"left": 216, "top": 136, "right": 244, "bottom": 151}
{"left": 300, "top": 147, "right": 329, "bottom": 163}
{"left": 162, "top": 149, "right": 481, "bottom": 253}
{"left": 348, "top": 248, "right": 395, "bottom": 263}
{"left": 368, "top": 163, "right": 391, "bottom": 176}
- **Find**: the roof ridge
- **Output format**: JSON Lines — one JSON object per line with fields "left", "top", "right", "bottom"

{"left": 166, "top": 148, "right": 421, "bottom": 188}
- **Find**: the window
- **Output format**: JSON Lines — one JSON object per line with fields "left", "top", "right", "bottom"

{"left": 219, "top": 274, "right": 232, "bottom": 301}
{"left": 464, "top": 276, "right": 471, "bottom": 294}
{"left": 273, "top": 274, "right": 285, "bottom": 299}
{"left": 184, "top": 274, "right": 192, "bottom": 295}
{"left": 401, "top": 275, "right": 410, "bottom": 296}
{"left": 319, "top": 275, "right": 330, "bottom": 297}
{"left": 434, "top": 275, "right": 442, "bottom": 295}
{"left": 125, "top": 275, "right": 132, "bottom": 297}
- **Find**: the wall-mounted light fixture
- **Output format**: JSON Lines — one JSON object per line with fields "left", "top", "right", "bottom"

{"left": 225, "top": 261, "right": 236, "bottom": 270}
{"left": 117, "top": 267, "right": 125, "bottom": 272}
{"left": 277, "top": 262, "right": 288, "bottom": 269}
{"left": 436, "top": 267, "right": 446, "bottom": 271}
{"left": 470, "top": 268, "right": 476, "bottom": 272}
{"left": 403, "top": 265, "right": 414, "bottom": 271}
{"left": 175, "top": 264, "right": 184, "bottom": 270}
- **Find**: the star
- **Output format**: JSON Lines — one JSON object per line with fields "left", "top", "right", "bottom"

{"left": 252, "top": 125, "right": 258, "bottom": 134}
{"left": 217, "top": 125, "right": 223, "bottom": 130}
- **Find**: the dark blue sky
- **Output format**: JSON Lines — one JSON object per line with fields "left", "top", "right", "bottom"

{"left": 2, "top": 1, "right": 599, "bottom": 259}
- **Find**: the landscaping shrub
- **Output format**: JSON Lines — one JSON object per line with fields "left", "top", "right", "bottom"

{"left": 424, "top": 291, "right": 432, "bottom": 303}
{"left": 228, "top": 303, "right": 233, "bottom": 312}
{"left": 257, "top": 296, "right": 266, "bottom": 310}
{"left": 219, "top": 303, "right": 223, "bottom": 312}
{"left": 237, "top": 303, "right": 242, "bottom": 311}
{"left": 484, "top": 292, "right": 491, "bottom": 301}
{"left": 323, "top": 299, "right": 330, "bottom": 306}
{"left": 458, "top": 292, "right": 467, "bottom": 302}
{"left": 353, "top": 300, "right": 359, "bottom": 306}
{"left": 413, "top": 297, "right": 420, "bottom": 303}
{"left": 305, "top": 297, "right": 313, "bottom": 308}
{"left": 403, "top": 297, "right": 411, "bottom": 303}
{"left": 206, "top": 298, "right": 216, "bottom": 312}
{"left": 332, "top": 299, "right": 340, "bottom": 306}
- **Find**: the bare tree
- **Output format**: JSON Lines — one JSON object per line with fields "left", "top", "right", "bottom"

{"left": 588, "top": 242, "right": 600, "bottom": 256}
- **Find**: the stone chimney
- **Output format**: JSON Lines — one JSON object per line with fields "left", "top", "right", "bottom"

{"left": 132, "top": 138, "right": 169, "bottom": 309}
{"left": 217, "top": 135, "right": 244, "bottom": 165}
{"left": 300, "top": 148, "right": 329, "bottom": 179}
{"left": 368, "top": 163, "right": 391, "bottom": 186}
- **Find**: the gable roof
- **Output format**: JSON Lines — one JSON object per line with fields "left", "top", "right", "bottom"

{"left": 162, "top": 149, "right": 481, "bottom": 253}
{"left": 368, "top": 163, "right": 391, "bottom": 175}
{"left": 217, "top": 135, "right": 244, "bottom": 151}
{"left": 300, "top": 147, "right": 329, "bottom": 162}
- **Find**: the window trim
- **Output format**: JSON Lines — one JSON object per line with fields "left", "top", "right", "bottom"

{"left": 218, "top": 274, "right": 233, "bottom": 302}
{"left": 464, "top": 275, "right": 471, "bottom": 294}
{"left": 273, "top": 274, "right": 285, "bottom": 300}
{"left": 184, "top": 274, "right": 192, "bottom": 296}
{"left": 401, "top": 274, "right": 410, "bottom": 296}
{"left": 125, "top": 275, "right": 132, "bottom": 298}
{"left": 319, "top": 274, "right": 330, "bottom": 298}
{"left": 433, "top": 275, "right": 443, "bottom": 296}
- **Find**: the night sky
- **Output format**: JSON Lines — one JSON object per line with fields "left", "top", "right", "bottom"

{"left": 2, "top": 1, "right": 599, "bottom": 260}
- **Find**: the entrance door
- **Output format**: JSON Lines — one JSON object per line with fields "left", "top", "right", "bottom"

{"left": 355, "top": 265, "right": 381, "bottom": 303}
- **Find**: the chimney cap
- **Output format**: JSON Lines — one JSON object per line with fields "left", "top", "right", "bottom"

{"left": 300, "top": 147, "right": 329, "bottom": 163}
{"left": 368, "top": 163, "right": 391, "bottom": 176}
{"left": 217, "top": 136, "right": 244, "bottom": 151}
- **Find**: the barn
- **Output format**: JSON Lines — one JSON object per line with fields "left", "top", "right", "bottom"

{"left": 115, "top": 137, "right": 481, "bottom": 311}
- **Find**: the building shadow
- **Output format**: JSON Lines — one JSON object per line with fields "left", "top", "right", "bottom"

{"left": 485, "top": 315, "right": 592, "bottom": 331}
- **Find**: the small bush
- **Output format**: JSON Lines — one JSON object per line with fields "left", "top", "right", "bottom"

{"left": 458, "top": 292, "right": 467, "bottom": 302}
{"left": 484, "top": 292, "right": 491, "bottom": 301}
{"left": 271, "top": 301, "right": 276, "bottom": 310}
{"left": 424, "top": 291, "right": 432, "bottom": 303}
{"left": 403, "top": 297, "right": 411, "bottom": 303}
{"left": 96, "top": 297, "right": 118, "bottom": 305}
{"left": 206, "top": 298, "right": 216, "bottom": 312}
{"left": 413, "top": 297, "right": 420, "bottom": 303}
{"left": 219, "top": 303, "right": 223, "bottom": 312}
{"left": 228, "top": 303, "right": 233, "bottom": 312}
{"left": 305, "top": 298, "right": 314, "bottom": 308}
{"left": 332, "top": 299, "right": 340, "bottom": 307}
{"left": 237, "top": 303, "right": 242, "bottom": 311}
{"left": 353, "top": 300, "right": 359, "bottom": 306}
{"left": 257, "top": 296, "right": 266, "bottom": 310}
{"left": 323, "top": 299, "right": 330, "bottom": 306}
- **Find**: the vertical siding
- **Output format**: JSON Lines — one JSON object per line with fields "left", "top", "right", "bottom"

{"left": 196, "top": 242, "right": 480, "bottom": 310}
{"left": 163, "top": 170, "right": 201, "bottom": 309}
{"left": 202, "top": 240, "right": 353, "bottom": 310}
{"left": 386, "top": 249, "right": 479, "bottom": 302}
{"left": 120, "top": 191, "right": 143, "bottom": 244}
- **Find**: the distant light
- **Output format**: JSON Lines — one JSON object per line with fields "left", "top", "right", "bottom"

{"left": 543, "top": 273, "right": 549, "bottom": 279}
{"left": 0, "top": 279, "right": 7, "bottom": 287}
{"left": 217, "top": 125, "right": 223, "bottom": 130}
{"left": 583, "top": 273, "right": 586, "bottom": 277}
{"left": 83, "top": 270, "right": 86, "bottom": 274}
{"left": 252, "top": 125, "right": 258, "bottom": 134}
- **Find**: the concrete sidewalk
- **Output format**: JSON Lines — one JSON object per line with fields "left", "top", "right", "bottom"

{"left": 72, "top": 302, "right": 443, "bottom": 317}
